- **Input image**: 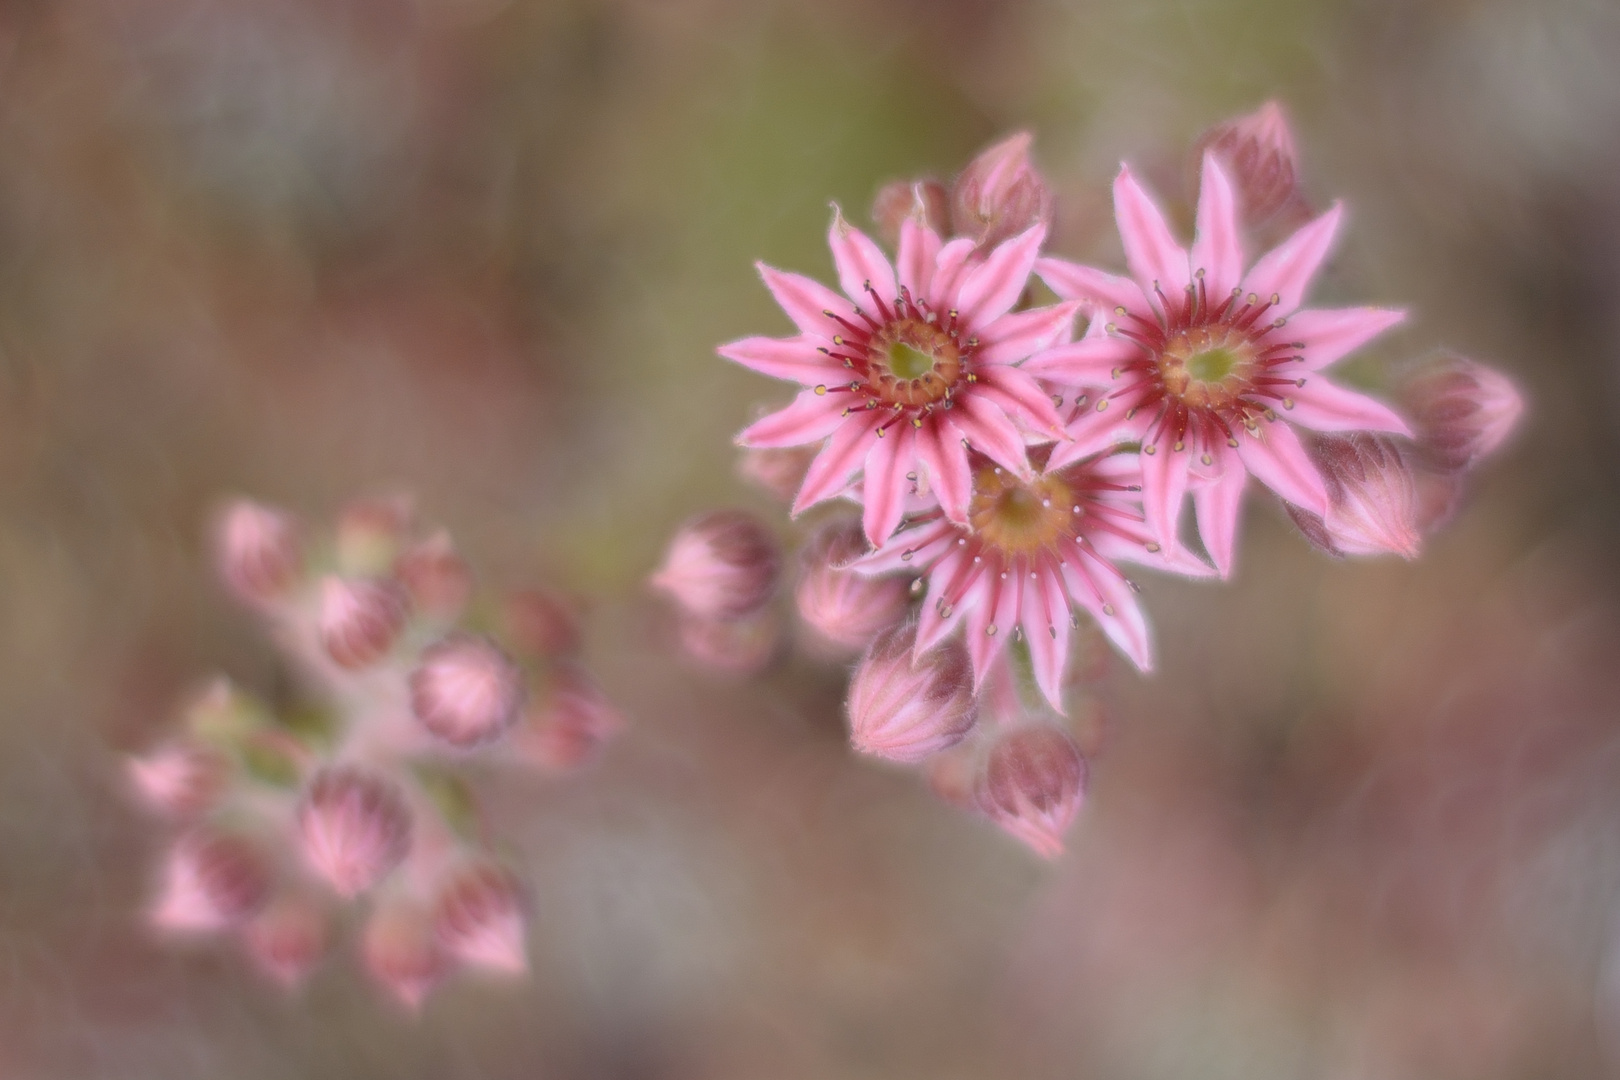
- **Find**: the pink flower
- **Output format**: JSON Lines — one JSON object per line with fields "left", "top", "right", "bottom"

{"left": 735, "top": 446, "right": 817, "bottom": 504}
{"left": 794, "top": 518, "right": 911, "bottom": 655}
{"left": 150, "top": 830, "right": 272, "bottom": 932}
{"left": 433, "top": 862, "right": 528, "bottom": 975}
{"left": 722, "top": 205, "right": 1076, "bottom": 546}
{"left": 950, "top": 131, "right": 1055, "bottom": 252}
{"left": 362, "top": 899, "right": 451, "bottom": 1011}
{"left": 1399, "top": 353, "right": 1525, "bottom": 473}
{"left": 409, "top": 634, "right": 526, "bottom": 750}
{"left": 502, "top": 589, "right": 584, "bottom": 657}
{"left": 846, "top": 621, "right": 978, "bottom": 763}
{"left": 515, "top": 661, "right": 625, "bottom": 772}
{"left": 976, "top": 725, "right": 1089, "bottom": 859}
{"left": 127, "top": 741, "right": 230, "bottom": 818}
{"left": 317, "top": 575, "right": 410, "bottom": 670}
{"left": 297, "top": 765, "right": 413, "bottom": 897}
{"left": 649, "top": 510, "right": 781, "bottom": 622}
{"left": 394, "top": 530, "right": 473, "bottom": 621}
{"left": 214, "top": 499, "right": 302, "bottom": 605}
{"left": 1195, "top": 101, "right": 1304, "bottom": 226}
{"left": 1286, "top": 433, "right": 1423, "bottom": 559}
{"left": 1032, "top": 154, "right": 1411, "bottom": 575}
{"left": 244, "top": 892, "right": 329, "bottom": 988}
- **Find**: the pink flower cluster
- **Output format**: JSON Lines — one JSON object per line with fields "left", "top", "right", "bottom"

{"left": 132, "top": 496, "right": 623, "bottom": 1008}
{"left": 660, "top": 105, "right": 1523, "bottom": 858}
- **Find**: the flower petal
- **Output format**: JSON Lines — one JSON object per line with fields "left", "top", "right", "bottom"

{"left": 1282, "top": 306, "right": 1406, "bottom": 370}
{"left": 947, "top": 395, "right": 1030, "bottom": 475}
{"left": 975, "top": 301, "right": 1080, "bottom": 366}
{"left": 757, "top": 263, "right": 861, "bottom": 340}
{"left": 1021, "top": 335, "right": 1139, "bottom": 386}
{"left": 1035, "top": 257, "right": 1144, "bottom": 314}
{"left": 717, "top": 336, "right": 837, "bottom": 385}
{"left": 916, "top": 418, "right": 972, "bottom": 524}
{"left": 1064, "top": 556, "right": 1152, "bottom": 672}
{"left": 897, "top": 203, "right": 943, "bottom": 299}
{"left": 1234, "top": 420, "right": 1329, "bottom": 515}
{"left": 916, "top": 548, "right": 972, "bottom": 652}
{"left": 860, "top": 423, "right": 913, "bottom": 546}
{"left": 1139, "top": 440, "right": 1191, "bottom": 550}
{"left": 736, "top": 390, "right": 845, "bottom": 448}
{"left": 956, "top": 224, "right": 1046, "bottom": 327}
{"left": 1023, "top": 567, "right": 1070, "bottom": 713}
{"left": 855, "top": 519, "right": 954, "bottom": 575}
{"left": 928, "top": 238, "right": 979, "bottom": 308}
{"left": 1114, "top": 165, "right": 1189, "bottom": 301}
{"left": 1285, "top": 377, "right": 1412, "bottom": 435}
{"left": 1045, "top": 400, "right": 1146, "bottom": 471}
{"left": 967, "top": 567, "right": 1021, "bottom": 687}
{"left": 1241, "top": 202, "right": 1343, "bottom": 316}
{"left": 793, "top": 411, "right": 880, "bottom": 512}
{"left": 1190, "top": 152, "right": 1244, "bottom": 299}
{"left": 976, "top": 366, "right": 1065, "bottom": 438}
{"left": 828, "top": 207, "right": 897, "bottom": 311}
{"left": 1190, "top": 444, "right": 1247, "bottom": 577}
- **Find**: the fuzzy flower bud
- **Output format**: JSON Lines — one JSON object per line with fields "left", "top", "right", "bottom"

{"left": 650, "top": 510, "right": 780, "bottom": 622}
{"left": 1399, "top": 353, "right": 1525, "bottom": 473}
{"left": 677, "top": 611, "right": 781, "bottom": 676}
{"left": 735, "top": 446, "right": 817, "bottom": 504}
{"left": 433, "top": 862, "right": 528, "bottom": 975}
{"left": 394, "top": 530, "right": 473, "bottom": 621}
{"left": 1288, "top": 434, "right": 1423, "bottom": 559}
{"left": 317, "top": 575, "right": 409, "bottom": 670}
{"left": 409, "top": 634, "right": 525, "bottom": 750}
{"left": 362, "top": 900, "right": 450, "bottom": 1011}
{"left": 1195, "top": 101, "right": 1303, "bottom": 225}
{"left": 517, "top": 662, "right": 624, "bottom": 772}
{"left": 977, "top": 725, "right": 1088, "bottom": 859}
{"left": 244, "top": 892, "right": 329, "bottom": 988}
{"left": 846, "top": 622, "right": 977, "bottom": 763}
{"left": 871, "top": 177, "right": 949, "bottom": 247}
{"left": 151, "top": 830, "right": 272, "bottom": 932}
{"left": 298, "top": 765, "right": 413, "bottom": 897}
{"left": 950, "top": 132, "right": 1054, "bottom": 250}
{"left": 128, "top": 741, "right": 230, "bottom": 818}
{"left": 794, "top": 519, "right": 910, "bottom": 655}
{"left": 503, "top": 589, "right": 582, "bottom": 657}
{"left": 214, "top": 500, "right": 301, "bottom": 605}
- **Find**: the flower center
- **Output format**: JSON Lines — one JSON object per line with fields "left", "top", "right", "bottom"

{"left": 969, "top": 467, "right": 1075, "bottom": 555}
{"left": 863, "top": 318, "right": 961, "bottom": 409}
{"left": 1158, "top": 326, "right": 1258, "bottom": 410}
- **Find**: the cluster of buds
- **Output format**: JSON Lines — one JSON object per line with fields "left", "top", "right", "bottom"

{"left": 130, "top": 495, "right": 623, "bottom": 1008}
{"left": 663, "top": 104, "right": 1524, "bottom": 857}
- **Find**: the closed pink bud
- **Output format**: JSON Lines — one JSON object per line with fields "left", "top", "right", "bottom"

{"left": 318, "top": 575, "right": 409, "bottom": 670}
{"left": 503, "top": 589, "right": 583, "bottom": 657}
{"left": 518, "top": 662, "right": 624, "bottom": 772}
{"left": 950, "top": 132, "right": 1054, "bottom": 250}
{"left": 846, "top": 622, "right": 977, "bottom": 763}
{"left": 1196, "top": 101, "right": 1303, "bottom": 225}
{"left": 362, "top": 900, "right": 450, "bottom": 1011}
{"left": 214, "top": 500, "right": 302, "bottom": 605}
{"left": 871, "top": 177, "right": 949, "bottom": 246}
{"left": 128, "top": 741, "right": 230, "bottom": 818}
{"left": 335, "top": 494, "right": 414, "bottom": 575}
{"left": 394, "top": 531, "right": 472, "bottom": 620}
{"left": 977, "top": 725, "right": 1088, "bottom": 859}
{"left": 1399, "top": 354, "right": 1525, "bottom": 473}
{"left": 433, "top": 862, "right": 528, "bottom": 975}
{"left": 244, "top": 892, "right": 328, "bottom": 988}
{"left": 650, "top": 510, "right": 780, "bottom": 621}
{"left": 1291, "top": 434, "right": 1423, "bottom": 559}
{"left": 736, "top": 446, "right": 817, "bottom": 504}
{"left": 677, "top": 610, "right": 781, "bottom": 676}
{"left": 794, "top": 520, "right": 909, "bottom": 655}
{"left": 151, "top": 830, "right": 272, "bottom": 932}
{"left": 298, "top": 765, "right": 412, "bottom": 897}
{"left": 409, "top": 634, "right": 525, "bottom": 749}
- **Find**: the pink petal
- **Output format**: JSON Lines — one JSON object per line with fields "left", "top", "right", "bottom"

{"left": 1045, "top": 402, "right": 1146, "bottom": 471}
{"left": 1063, "top": 558, "right": 1151, "bottom": 672}
{"left": 1139, "top": 441, "right": 1191, "bottom": 550}
{"left": 976, "top": 366, "right": 1065, "bottom": 437}
{"left": 975, "top": 301, "right": 1080, "bottom": 366}
{"left": 1113, "top": 165, "right": 1190, "bottom": 301}
{"left": 956, "top": 224, "right": 1047, "bottom": 327}
{"left": 967, "top": 569, "right": 1022, "bottom": 686}
{"left": 855, "top": 519, "right": 955, "bottom": 575}
{"left": 717, "top": 336, "right": 837, "bottom": 385}
{"left": 1023, "top": 569, "right": 1070, "bottom": 713}
{"left": 1035, "top": 257, "right": 1144, "bottom": 314}
{"left": 1282, "top": 307, "right": 1406, "bottom": 370}
{"left": 860, "top": 423, "right": 914, "bottom": 546}
{"left": 897, "top": 206, "right": 942, "bottom": 299}
{"left": 793, "top": 411, "right": 880, "bottom": 512}
{"left": 947, "top": 395, "right": 1030, "bottom": 476}
{"left": 828, "top": 207, "right": 897, "bottom": 311}
{"left": 736, "top": 390, "right": 845, "bottom": 448}
{"left": 1285, "top": 377, "right": 1412, "bottom": 435}
{"left": 1021, "top": 335, "right": 1139, "bottom": 386}
{"left": 1190, "top": 153, "right": 1244, "bottom": 299}
{"left": 1190, "top": 444, "right": 1247, "bottom": 577}
{"left": 1234, "top": 421, "right": 1329, "bottom": 515}
{"left": 928, "top": 238, "right": 979, "bottom": 308}
{"left": 916, "top": 418, "right": 972, "bottom": 523}
{"left": 1241, "top": 202, "right": 1343, "bottom": 317}
{"left": 757, "top": 263, "right": 860, "bottom": 339}
{"left": 916, "top": 550, "right": 972, "bottom": 652}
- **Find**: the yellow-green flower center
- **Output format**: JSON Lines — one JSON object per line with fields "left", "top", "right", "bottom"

{"left": 1157, "top": 326, "right": 1259, "bottom": 410}
{"left": 969, "top": 467, "right": 1075, "bottom": 555}
{"left": 864, "top": 318, "right": 961, "bottom": 408}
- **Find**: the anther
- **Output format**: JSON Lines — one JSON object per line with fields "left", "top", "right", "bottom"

{"left": 1102, "top": 603, "right": 1115, "bottom": 616}
{"left": 986, "top": 624, "right": 998, "bottom": 636}
{"left": 1201, "top": 453, "right": 1213, "bottom": 466}
{"left": 814, "top": 385, "right": 827, "bottom": 395}
{"left": 1145, "top": 542, "right": 1161, "bottom": 553}
{"left": 1143, "top": 444, "right": 1156, "bottom": 455}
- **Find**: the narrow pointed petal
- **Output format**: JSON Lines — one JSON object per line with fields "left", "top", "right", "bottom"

{"left": 1283, "top": 307, "right": 1406, "bottom": 370}
{"left": 855, "top": 520, "right": 955, "bottom": 575}
{"left": 1035, "top": 257, "right": 1144, "bottom": 314}
{"left": 1021, "top": 335, "right": 1139, "bottom": 385}
{"left": 929, "top": 238, "right": 979, "bottom": 307}
{"left": 1190, "top": 447, "right": 1247, "bottom": 577}
{"left": 1063, "top": 559, "right": 1151, "bottom": 672}
{"left": 1023, "top": 571, "right": 1070, "bottom": 713}
{"left": 793, "top": 412, "right": 880, "bottom": 512}
{"left": 916, "top": 552, "right": 971, "bottom": 652}
{"left": 1139, "top": 442, "right": 1191, "bottom": 549}
{"left": 948, "top": 396, "right": 1030, "bottom": 476}
{"left": 828, "top": 207, "right": 897, "bottom": 311}
{"left": 975, "top": 302, "right": 1080, "bottom": 366}
{"left": 757, "top": 263, "right": 860, "bottom": 339}
{"left": 737, "top": 390, "right": 845, "bottom": 448}
{"left": 1113, "top": 165, "right": 1189, "bottom": 299}
{"left": 1190, "top": 153, "right": 1244, "bottom": 299}
{"left": 976, "top": 367, "right": 1065, "bottom": 437}
{"left": 917, "top": 419, "right": 972, "bottom": 523}
{"left": 1046, "top": 404, "right": 1146, "bottom": 471}
{"left": 967, "top": 572, "right": 1021, "bottom": 686}
{"left": 1285, "top": 376, "right": 1411, "bottom": 435}
{"left": 1235, "top": 422, "right": 1329, "bottom": 515}
{"left": 860, "top": 424, "right": 913, "bottom": 546}
{"left": 717, "top": 336, "right": 837, "bottom": 384}
{"left": 956, "top": 224, "right": 1046, "bottom": 326}
{"left": 897, "top": 207, "right": 942, "bottom": 299}
{"left": 1242, "top": 203, "right": 1343, "bottom": 316}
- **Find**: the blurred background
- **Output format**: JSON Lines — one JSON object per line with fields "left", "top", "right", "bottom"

{"left": 1, "top": 0, "right": 1618, "bottom": 1076}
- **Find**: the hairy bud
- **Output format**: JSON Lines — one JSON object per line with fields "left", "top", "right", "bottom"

{"left": 433, "top": 862, "right": 528, "bottom": 975}
{"left": 651, "top": 510, "right": 780, "bottom": 621}
{"left": 298, "top": 765, "right": 413, "bottom": 897}
{"left": 409, "top": 634, "right": 525, "bottom": 750}
{"left": 214, "top": 500, "right": 302, "bottom": 605}
{"left": 362, "top": 900, "right": 450, "bottom": 1011}
{"left": 1399, "top": 353, "right": 1525, "bottom": 473}
{"left": 977, "top": 725, "right": 1088, "bottom": 859}
{"left": 318, "top": 576, "right": 409, "bottom": 670}
{"left": 736, "top": 446, "right": 817, "bottom": 504}
{"left": 128, "top": 741, "right": 230, "bottom": 819}
{"left": 950, "top": 132, "right": 1054, "bottom": 250}
{"left": 394, "top": 531, "right": 473, "bottom": 621}
{"left": 245, "top": 892, "right": 329, "bottom": 988}
{"left": 1290, "top": 434, "right": 1423, "bottom": 559}
{"left": 794, "top": 519, "right": 909, "bottom": 655}
{"left": 517, "top": 662, "right": 624, "bottom": 772}
{"left": 846, "top": 622, "right": 977, "bottom": 763}
{"left": 871, "top": 177, "right": 949, "bottom": 247}
{"left": 1195, "top": 101, "right": 1303, "bottom": 226}
{"left": 151, "top": 830, "right": 272, "bottom": 932}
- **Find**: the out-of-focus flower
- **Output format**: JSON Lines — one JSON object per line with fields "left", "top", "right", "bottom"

{"left": 722, "top": 202, "right": 1075, "bottom": 545}
{"left": 362, "top": 900, "right": 451, "bottom": 1012}
{"left": 244, "top": 891, "right": 329, "bottom": 988}
{"left": 317, "top": 575, "right": 410, "bottom": 670}
{"left": 150, "top": 830, "right": 272, "bottom": 933}
{"left": 650, "top": 510, "right": 781, "bottom": 621}
{"left": 1398, "top": 353, "right": 1525, "bottom": 473}
{"left": 1194, "top": 101, "right": 1304, "bottom": 226}
{"left": 676, "top": 610, "right": 782, "bottom": 676}
{"left": 1035, "top": 154, "right": 1410, "bottom": 575}
{"left": 872, "top": 177, "right": 949, "bottom": 247}
{"left": 1287, "top": 433, "right": 1423, "bottom": 558}
{"left": 794, "top": 519, "right": 910, "bottom": 656}
{"left": 433, "top": 862, "right": 528, "bottom": 975}
{"left": 515, "top": 662, "right": 624, "bottom": 772}
{"left": 298, "top": 765, "right": 413, "bottom": 897}
{"left": 394, "top": 531, "right": 473, "bottom": 621}
{"left": 128, "top": 741, "right": 230, "bottom": 819}
{"left": 951, "top": 131, "right": 1055, "bottom": 252}
{"left": 335, "top": 495, "right": 414, "bottom": 575}
{"left": 409, "top": 635, "right": 525, "bottom": 750}
{"left": 736, "top": 446, "right": 817, "bottom": 504}
{"left": 503, "top": 589, "right": 583, "bottom": 658}
{"left": 846, "top": 621, "right": 977, "bottom": 763}
{"left": 214, "top": 499, "right": 302, "bottom": 605}
{"left": 976, "top": 725, "right": 1089, "bottom": 859}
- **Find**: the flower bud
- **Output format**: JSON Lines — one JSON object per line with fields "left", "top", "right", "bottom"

{"left": 794, "top": 519, "right": 910, "bottom": 655}
{"left": 516, "top": 662, "right": 624, "bottom": 772}
{"left": 433, "top": 862, "right": 528, "bottom": 975}
{"left": 298, "top": 765, "right": 412, "bottom": 897}
{"left": 736, "top": 446, "right": 817, "bottom": 504}
{"left": 128, "top": 741, "right": 230, "bottom": 818}
{"left": 151, "top": 830, "right": 272, "bottom": 932}
{"left": 977, "top": 725, "right": 1088, "bottom": 859}
{"left": 317, "top": 575, "right": 409, "bottom": 670}
{"left": 846, "top": 622, "right": 977, "bottom": 763}
{"left": 1291, "top": 433, "right": 1423, "bottom": 559}
{"left": 677, "top": 610, "right": 781, "bottom": 676}
{"left": 502, "top": 589, "right": 582, "bottom": 657}
{"left": 950, "top": 132, "right": 1054, "bottom": 250}
{"left": 394, "top": 530, "right": 473, "bottom": 621}
{"left": 214, "top": 500, "right": 301, "bottom": 605}
{"left": 409, "top": 634, "right": 525, "bottom": 749}
{"left": 1398, "top": 354, "right": 1525, "bottom": 473}
{"left": 244, "top": 891, "right": 329, "bottom": 988}
{"left": 650, "top": 510, "right": 780, "bottom": 621}
{"left": 1195, "top": 101, "right": 1303, "bottom": 226}
{"left": 362, "top": 900, "right": 450, "bottom": 1011}
{"left": 335, "top": 494, "right": 414, "bottom": 575}
{"left": 871, "top": 177, "right": 949, "bottom": 247}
